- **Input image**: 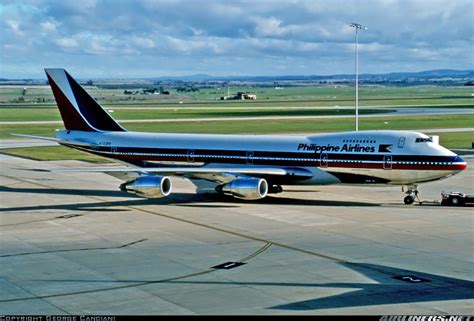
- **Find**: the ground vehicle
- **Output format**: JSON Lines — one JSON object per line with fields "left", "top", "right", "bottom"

{"left": 441, "top": 191, "right": 474, "bottom": 206}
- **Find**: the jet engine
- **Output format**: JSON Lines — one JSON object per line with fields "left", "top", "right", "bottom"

{"left": 217, "top": 178, "right": 268, "bottom": 200}
{"left": 120, "top": 175, "right": 172, "bottom": 198}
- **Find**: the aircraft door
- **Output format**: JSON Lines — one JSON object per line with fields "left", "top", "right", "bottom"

{"left": 398, "top": 137, "right": 406, "bottom": 148}
{"left": 246, "top": 151, "right": 254, "bottom": 164}
{"left": 383, "top": 155, "right": 393, "bottom": 170}
{"left": 321, "top": 153, "right": 329, "bottom": 168}
{"left": 187, "top": 149, "right": 195, "bottom": 163}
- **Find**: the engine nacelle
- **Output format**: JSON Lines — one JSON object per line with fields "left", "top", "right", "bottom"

{"left": 120, "top": 175, "right": 172, "bottom": 198}
{"left": 218, "top": 178, "right": 268, "bottom": 200}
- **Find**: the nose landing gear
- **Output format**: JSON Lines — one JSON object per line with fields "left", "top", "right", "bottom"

{"left": 403, "top": 185, "right": 420, "bottom": 205}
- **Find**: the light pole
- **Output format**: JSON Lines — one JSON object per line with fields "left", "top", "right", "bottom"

{"left": 349, "top": 22, "right": 367, "bottom": 131}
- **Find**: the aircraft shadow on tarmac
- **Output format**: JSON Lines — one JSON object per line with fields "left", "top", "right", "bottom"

{"left": 0, "top": 185, "right": 131, "bottom": 198}
{"left": 0, "top": 186, "right": 379, "bottom": 212}
{"left": 141, "top": 262, "right": 474, "bottom": 310}
{"left": 33, "top": 262, "right": 473, "bottom": 311}
{"left": 268, "top": 262, "right": 474, "bottom": 310}
{"left": 140, "top": 262, "right": 474, "bottom": 311}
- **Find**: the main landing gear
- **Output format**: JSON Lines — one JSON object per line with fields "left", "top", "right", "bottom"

{"left": 402, "top": 185, "right": 421, "bottom": 205}
{"left": 268, "top": 185, "right": 283, "bottom": 194}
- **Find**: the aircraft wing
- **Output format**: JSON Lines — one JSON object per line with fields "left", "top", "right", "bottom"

{"left": 51, "top": 165, "right": 313, "bottom": 184}
{"left": 11, "top": 134, "right": 314, "bottom": 184}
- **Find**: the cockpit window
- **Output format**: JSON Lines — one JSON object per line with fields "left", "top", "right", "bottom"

{"left": 415, "top": 137, "right": 433, "bottom": 143}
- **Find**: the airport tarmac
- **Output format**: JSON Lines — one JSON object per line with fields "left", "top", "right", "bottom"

{"left": 0, "top": 153, "right": 473, "bottom": 315}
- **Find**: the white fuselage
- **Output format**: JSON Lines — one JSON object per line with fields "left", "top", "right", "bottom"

{"left": 57, "top": 129, "right": 467, "bottom": 186}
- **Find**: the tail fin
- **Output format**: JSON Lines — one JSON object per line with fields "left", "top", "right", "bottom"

{"left": 45, "top": 68, "right": 126, "bottom": 132}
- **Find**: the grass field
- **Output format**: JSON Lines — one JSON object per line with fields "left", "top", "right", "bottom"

{"left": 3, "top": 104, "right": 474, "bottom": 122}
{"left": 0, "top": 146, "right": 109, "bottom": 163}
{"left": 2, "top": 98, "right": 473, "bottom": 109}
{"left": 123, "top": 114, "right": 474, "bottom": 134}
{"left": 423, "top": 131, "right": 474, "bottom": 149}
{"left": 0, "top": 107, "right": 395, "bottom": 122}
{"left": 1, "top": 84, "right": 473, "bottom": 107}
{"left": 2, "top": 114, "right": 473, "bottom": 137}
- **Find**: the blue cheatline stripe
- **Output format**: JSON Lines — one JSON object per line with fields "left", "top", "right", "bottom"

{"left": 64, "top": 143, "right": 465, "bottom": 168}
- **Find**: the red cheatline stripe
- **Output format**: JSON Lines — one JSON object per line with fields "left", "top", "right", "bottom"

{"left": 327, "top": 162, "right": 467, "bottom": 171}
{"left": 85, "top": 150, "right": 467, "bottom": 172}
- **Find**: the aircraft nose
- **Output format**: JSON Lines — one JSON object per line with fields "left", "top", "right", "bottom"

{"left": 454, "top": 155, "right": 468, "bottom": 171}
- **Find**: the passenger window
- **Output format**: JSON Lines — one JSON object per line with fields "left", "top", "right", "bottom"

{"left": 398, "top": 137, "right": 406, "bottom": 148}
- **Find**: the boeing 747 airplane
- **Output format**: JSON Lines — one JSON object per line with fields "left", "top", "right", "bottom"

{"left": 16, "top": 68, "right": 467, "bottom": 204}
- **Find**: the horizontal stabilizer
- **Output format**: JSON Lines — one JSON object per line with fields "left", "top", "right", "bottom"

{"left": 10, "top": 133, "right": 61, "bottom": 142}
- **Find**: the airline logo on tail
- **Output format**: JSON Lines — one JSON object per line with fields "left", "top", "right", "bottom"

{"left": 45, "top": 68, "right": 126, "bottom": 132}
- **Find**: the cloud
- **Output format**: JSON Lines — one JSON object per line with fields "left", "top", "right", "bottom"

{"left": 5, "top": 19, "right": 23, "bottom": 36}
{"left": 40, "top": 20, "right": 58, "bottom": 32}
{"left": 1, "top": 0, "right": 472, "bottom": 78}
{"left": 132, "top": 37, "right": 155, "bottom": 49}
{"left": 54, "top": 37, "right": 79, "bottom": 49}
{"left": 254, "top": 17, "right": 286, "bottom": 37}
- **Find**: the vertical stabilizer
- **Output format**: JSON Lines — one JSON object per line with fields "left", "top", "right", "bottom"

{"left": 45, "top": 68, "right": 126, "bottom": 132}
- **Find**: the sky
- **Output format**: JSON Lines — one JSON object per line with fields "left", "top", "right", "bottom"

{"left": 1, "top": 0, "right": 473, "bottom": 78}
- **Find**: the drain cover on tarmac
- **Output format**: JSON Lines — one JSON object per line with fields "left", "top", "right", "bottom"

{"left": 212, "top": 262, "right": 246, "bottom": 270}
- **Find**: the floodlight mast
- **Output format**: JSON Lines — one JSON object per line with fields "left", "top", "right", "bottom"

{"left": 349, "top": 22, "right": 367, "bottom": 131}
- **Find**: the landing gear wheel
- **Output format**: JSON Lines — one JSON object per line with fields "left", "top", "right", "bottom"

{"left": 268, "top": 185, "right": 283, "bottom": 194}
{"left": 404, "top": 195, "right": 415, "bottom": 205}
{"left": 402, "top": 185, "right": 421, "bottom": 205}
{"left": 449, "top": 196, "right": 460, "bottom": 206}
